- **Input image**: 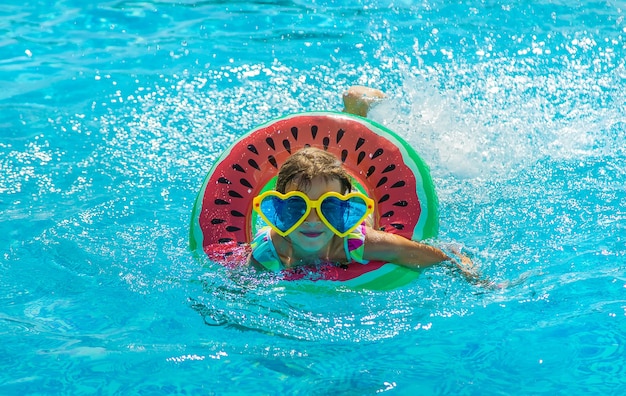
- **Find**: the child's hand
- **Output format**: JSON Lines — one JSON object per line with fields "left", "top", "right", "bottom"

{"left": 449, "top": 248, "right": 509, "bottom": 290}
{"left": 446, "top": 246, "right": 485, "bottom": 284}
{"left": 457, "top": 253, "right": 477, "bottom": 277}
{"left": 452, "top": 252, "right": 480, "bottom": 282}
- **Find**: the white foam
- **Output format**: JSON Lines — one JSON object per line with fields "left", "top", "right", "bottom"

{"left": 367, "top": 57, "right": 625, "bottom": 181}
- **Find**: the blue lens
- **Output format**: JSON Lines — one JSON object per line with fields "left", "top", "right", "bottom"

{"left": 321, "top": 197, "right": 367, "bottom": 234}
{"left": 260, "top": 195, "right": 307, "bottom": 232}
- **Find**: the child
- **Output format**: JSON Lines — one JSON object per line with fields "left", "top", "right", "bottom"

{"left": 247, "top": 86, "right": 476, "bottom": 278}
{"left": 247, "top": 147, "right": 476, "bottom": 278}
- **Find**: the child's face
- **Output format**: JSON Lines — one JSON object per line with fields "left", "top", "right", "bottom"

{"left": 284, "top": 176, "right": 344, "bottom": 253}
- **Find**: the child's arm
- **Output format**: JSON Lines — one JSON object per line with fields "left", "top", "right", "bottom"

{"left": 363, "top": 228, "right": 449, "bottom": 267}
{"left": 363, "top": 228, "right": 478, "bottom": 279}
{"left": 246, "top": 253, "right": 269, "bottom": 271}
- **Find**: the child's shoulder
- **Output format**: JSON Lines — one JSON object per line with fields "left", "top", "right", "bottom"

{"left": 250, "top": 227, "right": 282, "bottom": 271}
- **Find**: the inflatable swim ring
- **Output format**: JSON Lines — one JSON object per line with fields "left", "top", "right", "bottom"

{"left": 190, "top": 111, "right": 439, "bottom": 290}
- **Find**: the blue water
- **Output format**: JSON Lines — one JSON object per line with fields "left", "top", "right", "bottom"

{"left": 1, "top": 0, "right": 625, "bottom": 394}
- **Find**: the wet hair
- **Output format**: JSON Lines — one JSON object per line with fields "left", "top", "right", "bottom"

{"left": 276, "top": 147, "right": 352, "bottom": 194}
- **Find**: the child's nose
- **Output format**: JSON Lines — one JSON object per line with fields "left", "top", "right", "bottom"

{"left": 305, "top": 208, "right": 321, "bottom": 222}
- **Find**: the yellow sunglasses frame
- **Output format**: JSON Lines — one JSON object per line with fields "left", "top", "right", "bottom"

{"left": 252, "top": 190, "right": 375, "bottom": 238}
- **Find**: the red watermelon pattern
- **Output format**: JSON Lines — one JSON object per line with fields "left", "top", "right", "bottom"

{"left": 189, "top": 112, "right": 438, "bottom": 288}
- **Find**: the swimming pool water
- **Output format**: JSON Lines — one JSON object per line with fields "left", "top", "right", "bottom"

{"left": 1, "top": 0, "right": 625, "bottom": 394}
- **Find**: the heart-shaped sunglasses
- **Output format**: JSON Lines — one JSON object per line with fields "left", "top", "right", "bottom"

{"left": 252, "top": 190, "right": 375, "bottom": 237}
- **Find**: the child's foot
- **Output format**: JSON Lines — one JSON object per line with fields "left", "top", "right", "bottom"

{"left": 342, "top": 86, "right": 386, "bottom": 117}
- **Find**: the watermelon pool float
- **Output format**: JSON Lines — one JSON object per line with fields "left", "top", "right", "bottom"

{"left": 190, "top": 111, "right": 439, "bottom": 290}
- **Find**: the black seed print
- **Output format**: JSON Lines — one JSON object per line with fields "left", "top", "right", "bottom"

{"left": 218, "top": 238, "right": 233, "bottom": 243}
{"left": 311, "top": 125, "right": 318, "bottom": 139}
{"left": 283, "top": 139, "right": 291, "bottom": 154}
{"left": 391, "top": 181, "right": 406, "bottom": 188}
{"left": 268, "top": 155, "right": 278, "bottom": 168}
{"left": 211, "top": 218, "right": 226, "bottom": 224}
{"left": 390, "top": 224, "right": 405, "bottom": 230}
{"left": 381, "top": 211, "right": 394, "bottom": 217}
{"left": 357, "top": 151, "right": 366, "bottom": 165}
{"left": 382, "top": 164, "right": 396, "bottom": 173}
{"left": 376, "top": 177, "right": 388, "bottom": 188}
{"left": 371, "top": 148, "right": 384, "bottom": 159}
{"left": 291, "top": 127, "right": 298, "bottom": 140}
{"left": 232, "top": 164, "right": 245, "bottom": 173}
{"left": 378, "top": 194, "right": 389, "bottom": 203}
{"left": 341, "top": 149, "right": 348, "bottom": 162}
{"left": 393, "top": 201, "right": 408, "bottom": 207}
{"left": 224, "top": 251, "right": 234, "bottom": 257}
{"left": 247, "top": 144, "right": 258, "bottom": 155}
{"left": 218, "top": 177, "right": 231, "bottom": 184}
{"left": 240, "top": 178, "right": 253, "bottom": 188}
{"left": 323, "top": 137, "right": 329, "bottom": 150}
{"left": 366, "top": 166, "right": 375, "bottom": 178}
{"left": 226, "top": 226, "right": 241, "bottom": 232}
{"left": 355, "top": 137, "right": 366, "bottom": 150}
{"left": 214, "top": 199, "right": 229, "bottom": 205}
{"left": 231, "top": 210, "right": 245, "bottom": 217}
{"left": 336, "top": 129, "right": 345, "bottom": 143}
{"left": 248, "top": 158, "right": 260, "bottom": 170}
{"left": 228, "top": 190, "right": 243, "bottom": 198}
{"left": 266, "top": 137, "right": 276, "bottom": 150}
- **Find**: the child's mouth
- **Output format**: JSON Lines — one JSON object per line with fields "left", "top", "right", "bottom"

{"left": 301, "top": 231, "right": 323, "bottom": 238}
